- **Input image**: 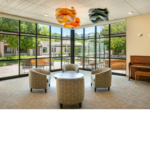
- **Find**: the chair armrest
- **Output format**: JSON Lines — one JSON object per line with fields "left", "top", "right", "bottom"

{"left": 91, "top": 68, "right": 102, "bottom": 74}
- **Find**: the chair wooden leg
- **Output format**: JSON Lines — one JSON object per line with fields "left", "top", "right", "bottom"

{"left": 95, "top": 88, "right": 96, "bottom": 92}
{"left": 79, "top": 102, "right": 82, "bottom": 108}
{"left": 108, "top": 87, "right": 110, "bottom": 91}
{"left": 60, "top": 104, "right": 63, "bottom": 109}
{"left": 45, "top": 89, "right": 47, "bottom": 93}
{"left": 30, "top": 88, "right": 32, "bottom": 92}
{"left": 91, "top": 83, "right": 92, "bottom": 86}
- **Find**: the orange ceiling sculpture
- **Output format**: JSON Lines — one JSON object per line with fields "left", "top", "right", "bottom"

{"left": 55, "top": 7, "right": 80, "bottom": 28}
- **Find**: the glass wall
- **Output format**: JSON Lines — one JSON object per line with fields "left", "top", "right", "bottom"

{"left": 74, "top": 22, "right": 126, "bottom": 74}
{"left": 110, "top": 22, "right": 126, "bottom": 74}
{"left": 62, "top": 28, "right": 71, "bottom": 66}
{"left": 0, "top": 16, "right": 72, "bottom": 79}
{"left": 0, "top": 17, "right": 19, "bottom": 78}
{"left": 75, "top": 29, "right": 83, "bottom": 68}
{"left": 51, "top": 26, "right": 61, "bottom": 70}
{"left": 0, "top": 15, "right": 126, "bottom": 79}
{"left": 20, "top": 20, "right": 36, "bottom": 75}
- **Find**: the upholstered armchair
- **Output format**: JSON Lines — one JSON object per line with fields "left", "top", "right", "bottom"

{"left": 56, "top": 78, "right": 84, "bottom": 108}
{"left": 91, "top": 68, "right": 112, "bottom": 92}
{"left": 29, "top": 68, "right": 51, "bottom": 93}
{"left": 62, "top": 64, "right": 79, "bottom": 73}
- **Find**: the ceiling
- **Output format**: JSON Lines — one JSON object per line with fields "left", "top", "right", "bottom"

{"left": 0, "top": 0, "right": 150, "bottom": 27}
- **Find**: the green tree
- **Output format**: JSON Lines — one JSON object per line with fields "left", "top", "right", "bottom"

{"left": 0, "top": 17, "right": 18, "bottom": 32}
{"left": 51, "top": 32, "right": 61, "bottom": 37}
{"left": 37, "top": 24, "right": 49, "bottom": 35}
{"left": 75, "top": 47, "right": 82, "bottom": 55}
{"left": 99, "top": 22, "right": 126, "bottom": 54}
{"left": 97, "top": 25, "right": 109, "bottom": 36}
{"left": 0, "top": 18, "right": 51, "bottom": 55}
{"left": 111, "top": 22, "right": 126, "bottom": 34}
{"left": 20, "top": 21, "right": 35, "bottom": 34}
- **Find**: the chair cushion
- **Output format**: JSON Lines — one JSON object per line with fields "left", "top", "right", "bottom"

{"left": 91, "top": 74, "right": 95, "bottom": 81}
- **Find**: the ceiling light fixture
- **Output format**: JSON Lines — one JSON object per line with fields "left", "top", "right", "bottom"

{"left": 44, "top": 14, "right": 48, "bottom": 16}
{"left": 88, "top": 8, "right": 109, "bottom": 23}
{"left": 128, "top": 12, "right": 133, "bottom": 14}
{"left": 55, "top": 7, "right": 80, "bottom": 28}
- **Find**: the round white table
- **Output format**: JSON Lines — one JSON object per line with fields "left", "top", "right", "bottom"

{"left": 54, "top": 72, "right": 84, "bottom": 79}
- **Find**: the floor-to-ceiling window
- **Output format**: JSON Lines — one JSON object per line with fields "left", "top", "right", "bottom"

{"left": 37, "top": 24, "right": 50, "bottom": 71}
{"left": 110, "top": 22, "right": 126, "bottom": 74}
{"left": 62, "top": 28, "right": 71, "bottom": 66}
{"left": 0, "top": 15, "right": 126, "bottom": 80}
{"left": 0, "top": 17, "right": 19, "bottom": 78}
{"left": 96, "top": 25, "right": 109, "bottom": 69}
{"left": 75, "top": 28, "right": 83, "bottom": 68}
{"left": 51, "top": 26, "right": 61, "bottom": 70}
{"left": 20, "top": 21, "right": 36, "bottom": 74}
{"left": 74, "top": 21, "right": 126, "bottom": 75}
{"left": 0, "top": 16, "right": 72, "bottom": 80}
{"left": 84, "top": 27, "right": 95, "bottom": 69}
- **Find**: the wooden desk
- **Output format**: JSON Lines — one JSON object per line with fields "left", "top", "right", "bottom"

{"left": 135, "top": 71, "right": 150, "bottom": 83}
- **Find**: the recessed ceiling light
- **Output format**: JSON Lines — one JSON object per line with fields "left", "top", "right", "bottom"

{"left": 128, "top": 12, "right": 133, "bottom": 15}
{"left": 44, "top": 14, "right": 48, "bottom": 16}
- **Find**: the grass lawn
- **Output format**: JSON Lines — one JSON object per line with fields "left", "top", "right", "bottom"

{"left": 0, "top": 56, "right": 35, "bottom": 66}
{"left": 0, "top": 60, "right": 18, "bottom": 66}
